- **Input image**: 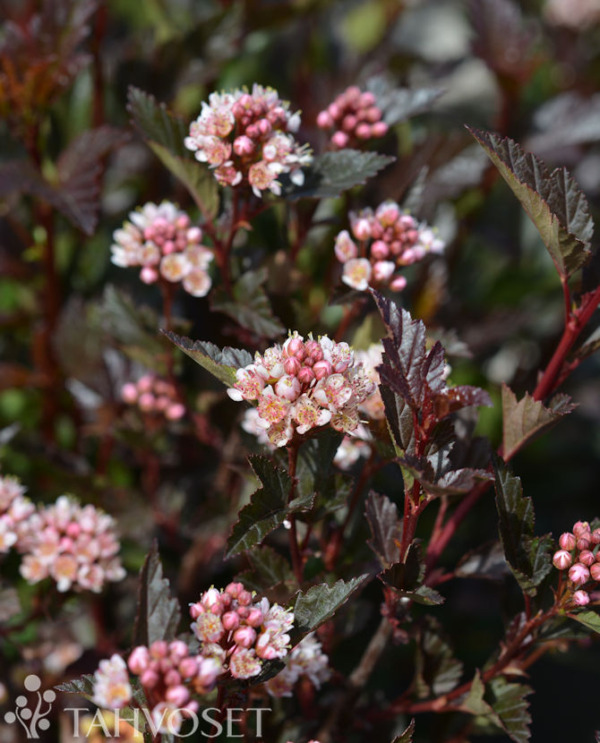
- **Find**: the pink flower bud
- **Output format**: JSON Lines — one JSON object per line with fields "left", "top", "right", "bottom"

{"left": 226, "top": 582, "right": 244, "bottom": 597}
{"left": 355, "top": 123, "right": 372, "bottom": 139}
{"left": 233, "top": 136, "right": 254, "bottom": 156}
{"left": 284, "top": 357, "right": 302, "bottom": 375}
{"left": 187, "top": 226, "right": 202, "bottom": 243}
{"left": 573, "top": 521, "right": 591, "bottom": 539}
{"left": 559, "top": 532, "right": 576, "bottom": 551}
{"left": 140, "top": 669, "right": 159, "bottom": 688}
{"left": 275, "top": 375, "right": 302, "bottom": 402}
{"left": 371, "top": 240, "right": 390, "bottom": 260}
{"left": 284, "top": 337, "right": 304, "bottom": 358}
{"left": 140, "top": 266, "right": 159, "bottom": 284}
{"left": 352, "top": 218, "right": 371, "bottom": 241}
{"left": 359, "top": 91, "right": 376, "bottom": 107}
{"left": 189, "top": 602, "right": 203, "bottom": 619}
{"left": 331, "top": 131, "right": 349, "bottom": 148}
{"left": 150, "top": 640, "right": 169, "bottom": 658}
{"left": 236, "top": 606, "right": 249, "bottom": 619}
{"left": 573, "top": 590, "right": 590, "bottom": 606}
{"left": 128, "top": 646, "right": 150, "bottom": 674}
{"left": 593, "top": 529, "right": 600, "bottom": 545}
{"left": 580, "top": 550, "right": 595, "bottom": 566}
{"left": 327, "top": 103, "right": 341, "bottom": 119}
{"left": 138, "top": 393, "right": 155, "bottom": 412}
{"left": 297, "top": 366, "right": 316, "bottom": 385}
{"left": 164, "top": 669, "right": 181, "bottom": 686}
{"left": 66, "top": 522, "right": 80, "bottom": 538}
{"left": 257, "top": 118, "right": 272, "bottom": 135}
{"left": 238, "top": 589, "right": 252, "bottom": 606}
{"left": 365, "top": 106, "right": 382, "bottom": 123}
{"left": 166, "top": 685, "right": 190, "bottom": 707}
{"left": 121, "top": 383, "right": 138, "bottom": 404}
{"left": 313, "top": 360, "right": 333, "bottom": 380}
{"left": 317, "top": 110, "right": 333, "bottom": 128}
{"left": 169, "top": 641, "right": 188, "bottom": 660}
{"left": 371, "top": 121, "right": 389, "bottom": 137}
{"left": 166, "top": 403, "right": 186, "bottom": 420}
{"left": 178, "top": 657, "right": 198, "bottom": 678}
{"left": 222, "top": 611, "right": 240, "bottom": 631}
{"left": 233, "top": 626, "right": 257, "bottom": 648}
{"left": 373, "top": 261, "right": 396, "bottom": 283}
{"left": 245, "top": 124, "right": 259, "bottom": 139}
{"left": 163, "top": 240, "right": 176, "bottom": 255}
{"left": 345, "top": 86, "right": 361, "bottom": 101}
{"left": 569, "top": 562, "right": 590, "bottom": 585}
{"left": 591, "top": 563, "right": 600, "bottom": 581}
{"left": 246, "top": 608, "right": 265, "bottom": 627}
{"left": 390, "top": 275, "right": 408, "bottom": 292}
{"left": 342, "top": 115, "right": 357, "bottom": 132}
{"left": 577, "top": 538, "right": 591, "bottom": 551}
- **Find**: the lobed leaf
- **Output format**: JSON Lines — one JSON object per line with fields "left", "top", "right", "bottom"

{"left": 283, "top": 150, "right": 395, "bottom": 200}
{"left": 567, "top": 609, "right": 600, "bottom": 634}
{"left": 493, "top": 457, "right": 553, "bottom": 596}
{"left": 164, "top": 331, "right": 252, "bottom": 387}
{"left": 127, "top": 87, "right": 218, "bottom": 219}
{"left": 247, "top": 545, "right": 294, "bottom": 589}
{"left": 290, "top": 575, "right": 370, "bottom": 642}
{"left": 133, "top": 542, "right": 181, "bottom": 647}
{"left": 226, "top": 456, "right": 292, "bottom": 557}
{"left": 487, "top": 678, "right": 532, "bottom": 743}
{"left": 366, "top": 491, "right": 401, "bottom": 568}
{"left": 469, "top": 127, "right": 594, "bottom": 279}
{"left": 501, "top": 385, "right": 576, "bottom": 460}
{"left": 414, "top": 617, "right": 463, "bottom": 698}
{"left": 211, "top": 268, "right": 285, "bottom": 339}
{"left": 56, "top": 674, "right": 96, "bottom": 697}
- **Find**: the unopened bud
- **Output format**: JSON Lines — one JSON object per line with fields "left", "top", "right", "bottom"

{"left": 573, "top": 521, "right": 591, "bottom": 539}
{"left": 128, "top": 646, "right": 150, "bottom": 674}
{"left": 284, "top": 357, "right": 302, "bottom": 375}
{"left": 573, "top": 590, "right": 590, "bottom": 606}
{"left": 166, "top": 685, "right": 190, "bottom": 707}
{"left": 233, "top": 626, "right": 257, "bottom": 648}
{"left": 559, "top": 532, "right": 576, "bottom": 551}
{"left": 297, "top": 366, "right": 316, "bottom": 385}
{"left": 568, "top": 562, "right": 590, "bottom": 585}
{"left": 331, "top": 131, "right": 349, "bottom": 148}
{"left": 371, "top": 240, "right": 389, "bottom": 260}
{"left": 313, "top": 360, "right": 333, "bottom": 380}
{"left": 580, "top": 550, "right": 595, "bottom": 566}
{"left": 222, "top": 611, "right": 240, "bottom": 631}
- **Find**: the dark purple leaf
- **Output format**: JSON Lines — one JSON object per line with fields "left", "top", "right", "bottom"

{"left": 133, "top": 542, "right": 181, "bottom": 647}
{"left": 365, "top": 491, "right": 401, "bottom": 568}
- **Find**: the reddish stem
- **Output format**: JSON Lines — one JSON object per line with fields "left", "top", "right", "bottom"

{"left": 287, "top": 442, "right": 303, "bottom": 584}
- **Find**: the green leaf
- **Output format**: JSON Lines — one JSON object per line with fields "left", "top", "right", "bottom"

{"left": 391, "top": 719, "right": 416, "bottom": 743}
{"left": 493, "top": 457, "right": 553, "bottom": 596}
{"left": 294, "top": 430, "right": 350, "bottom": 517}
{"left": 283, "top": 149, "right": 395, "bottom": 200}
{"left": 502, "top": 385, "right": 576, "bottom": 460}
{"left": 290, "top": 575, "right": 370, "bottom": 642}
{"left": 211, "top": 268, "right": 285, "bottom": 339}
{"left": 56, "top": 674, "right": 95, "bottom": 696}
{"left": 366, "top": 491, "right": 401, "bottom": 568}
{"left": 127, "top": 87, "right": 218, "bottom": 220}
{"left": 164, "top": 331, "right": 252, "bottom": 387}
{"left": 458, "top": 670, "right": 499, "bottom": 719}
{"left": 469, "top": 127, "right": 594, "bottom": 278}
{"left": 226, "top": 456, "right": 292, "bottom": 557}
{"left": 133, "top": 542, "right": 181, "bottom": 647}
{"left": 246, "top": 545, "right": 294, "bottom": 589}
{"left": 487, "top": 678, "right": 532, "bottom": 743}
{"left": 567, "top": 609, "right": 600, "bottom": 634}
{"left": 414, "top": 617, "right": 463, "bottom": 698}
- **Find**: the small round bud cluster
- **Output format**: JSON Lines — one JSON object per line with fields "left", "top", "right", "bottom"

{"left": 227, "top": 333, "right": 376, "bottom": 447}
{"left": 553, "top": 520, "right": 600, "bottom": 606}
{"left": 334, "top": 201, "right": 445, "bottom": 292}
{"left": 111, "top": 202, "right": 214, "bottom": 297}
{"left": 317, "top": 86, "right": 388, "bottom": 149}
{"left": 189, "top": 582, "right": 295, "bottom": 680}
{"left": 121, "top": 375, "right": 185, "bottom": 421}
{"left": 126, "top": 640, "right": 212, "bottom": 733}
{"left": 264, "top": 633, "right": 330, "bottom": 698}
{"left": 19, "top": 495, "right": 126, "bottom": 593}
{"left": 92, "top": 654, "right": 133, "bottom": 710}
{"left": 0, "top": 474, "right": 35, "bottom": 553}
{"left": 184, "top": 85, "right": 312, "bottom": 198}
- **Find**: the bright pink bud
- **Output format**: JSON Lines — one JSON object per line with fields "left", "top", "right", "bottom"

{"left": 331, "top": 131, "right": 349, "bottom": 148}
{"left": 569, "top": 562, "right": 590, "bottom": 585}
{"left": 577, "top": 538, "right": 591, "bottom": 551}
{"left": 121, "top": 383, "right": 138, "bottom": 404}
{"left": 371, "top": 121, "right": 389, "bottom": 137}
{"left": 390, "top": 275, "right": 408, "bottom": 292}
{"left": 233, "top": 136, "right": 254, "bottom": 156}
{"left": 593, "top": 529, "right": 600, "bottom": 545}
{"left": 238, "top": 590, "right": 252, "bottom": 606}
{"left": 257, "top": 118, "right": 272, "bottom": 135}
{"left": 573, "top": 590, "right": 590, "bottom": 606}
{"left": 317, "top": 110, "right": 333, "bottom": 128}
{"left": 313, "top": 360, "right": 333, "bottom": 380}
{"left": 365, "top": 106, "right": 382, "bottom": 123}
{"left": 580, "top": 550, "right": 595, "bottom": 566}
{"left": 150, "top": 640, "right": 169, "bottom": 658}
{"left": 164, "top": 669, "right": 181, "bottom": 686}
{"left": 245, "top": 124, "right": 259, "bottom": 139}
{"left": 169, "top": 641, "right": 188, "bottom": 660}
{"left": 327, "top": 103, "right": 341, "bottom": 119}
{"left": 355, "top": 123, "right": 372, "bottom": 139}
{"left": 226, "top": 582, "right": 244, "bottom": 597}
{"left": 222, "top": 611, "right": 240, "bottom": 631}
{"left": 342, "top": 115, "right": 357, "bottom": 132}
{"left": 66, "top": 522, "right": 80, "bottom": 538}
{"left": 591, "top": 563, "right": 600, "bottom": 581}
{"left": 256, "top": 644, "right": 278, "bottom": 660}
{"left": 128, "top": 646, "right": 150, "bottom": 674}
{"left": 140, "top": 266, "right": 159, "bottom": 284}
{"left": 166, "top": 685, "right": 189, "bottom": 707}
{"left": 140, "top": 669, "right": 159, "bottom": 688}
{"left": 345, "top": 86, "right": 361, "bottom": 101}
{"left": 371, "top": 240, "right": 389, "bottom": 260}
{"left": 187, "top": 226, "right": 202, "bottom": 243}
{"left": 373, "top": 261, "right": 396, "bottom": 283}
{"left": 236, "top": 606, "right": 249, "bottom": 619}
{"left": 297, "top": 366, "right": 316, "bottom": 385}
{"left": 304, "top": 340, "right": 319, "bottom": 356}
{"left": 284, "top": 357, "right": 301, "bottom": 375}
{"left": 189, "top": 602, "right": 203, "bottom": 619}
{"left": 163, "top": 240, "right": 176, "bottom": 255}
{"left": 178, "top": 657, "right": 198, "bottom": 678}
{"left": 138, "top": 393, "right": 155, "bottom": 412}
{"left": 166, "top": 403, "right": 186, "bottom": 420}
{"left": 559, "top": 532, "right": 576, "bottom": 551}
{"left": 573, "top": 521, "right": 591, "bottom": 538}
{"left": 359, "top": 91, "right": 376, "bottom": 107}
{"left": 352, "top": 218, "right": 371, "bottom": 241}
{"left": 246, "top": 608, "right": 264, "bottom": 627}
{"left": 284, "top": 337, "right": 304, "bottom": 358}
{"left": 233, "top": 626, "right": 257, "bottom": 648}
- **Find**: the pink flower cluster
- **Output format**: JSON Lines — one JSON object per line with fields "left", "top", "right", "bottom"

{"left": 121, "top": 375, "right": 185, "bottom": 421}
{"left": 316, "top": 86, "right": 388, "bottom": 149}
{"left": 111, "top": 202, "right": 214, "bottom": 297}
{"left": 227, "top": 333, "right": 376, "bottom": 447}
{"left": 19, "top": 495, "right": 126, "bottom": 593}
{"left": 553, "top": 520, "right": 600, "bottom": 606}
{"left": 0, "top": 475, "right": 35, "bottom": 553}
{"left": 190, "top": 582, "right": 295, "bottom": 680}
{"left": 92, "top": 655, "right": 133, "bottom": 710}
{"left": 184, "top": 84, "right": 312, "bottom": 197}
{"left": 335, "top": 201, "right": 445, "bottom": 292}
{"left": 264, "top": 633, "right": 330, "bottom": 698}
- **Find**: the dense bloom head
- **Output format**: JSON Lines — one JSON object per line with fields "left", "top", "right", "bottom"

{"left": 185, "top": 85, "right": 312, "bottom": 197}
{"left": 121, "top": 375, "right": 185, "bottom": 421}
{"left": 19, "top": 496, "right": 125, "bottom": 593}
{"left": 0, "top": 474, "right": 35, "bottom": 553}
{"left": 189, "top": 582, "right": 295, "bottom": 681}
{"left": 265, "top": 633, "right": 330, "bottom": 697}
{"left": 335, "top": 201, "right": 444, "bottom": 292}
{"left": 92, "top": 654, "right": 133, "bottom": 710}
{"left": 111, "top": 202, "right": 213, "bottom": 296}
{"left": 317, "top": 86, "right": 388, "bottom": 149}
{"left": 554, "top": 519, "right": 600, "bottom": 605}
{"left": 227, "top": 333, "right": 376, "bottom": 447}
